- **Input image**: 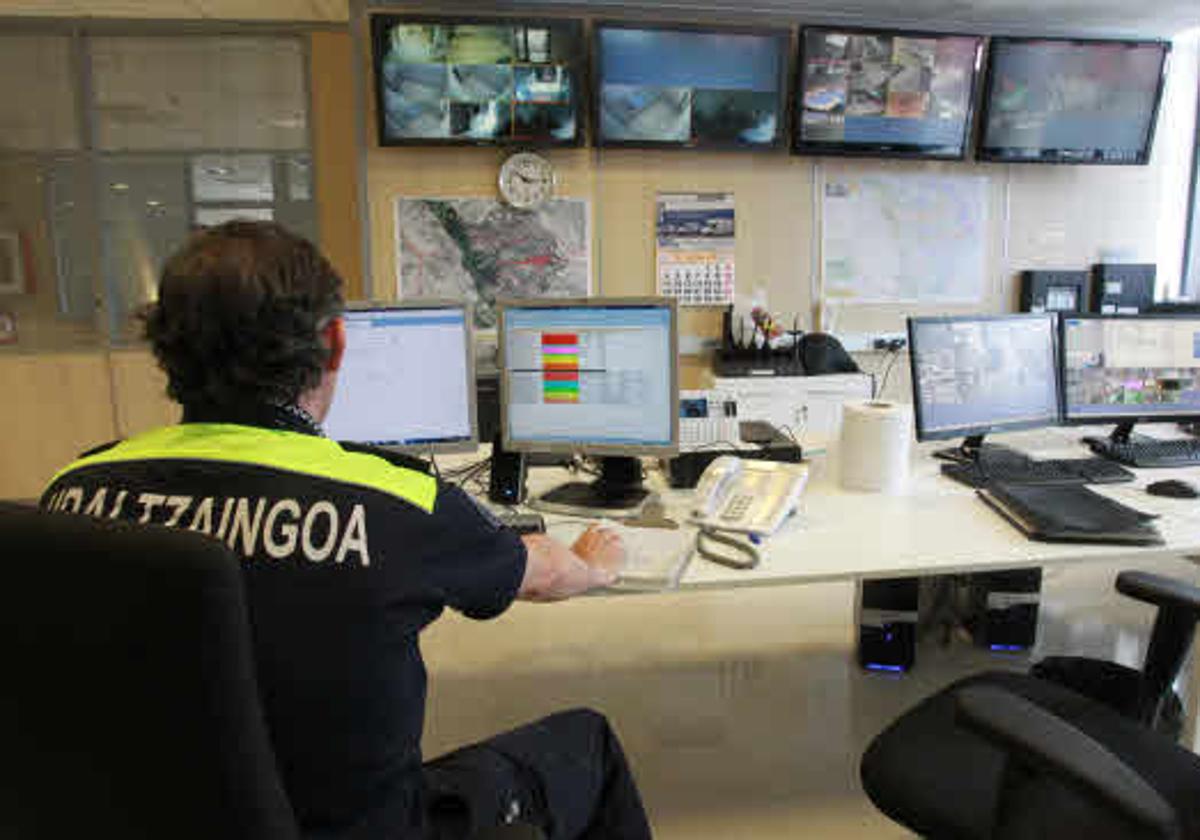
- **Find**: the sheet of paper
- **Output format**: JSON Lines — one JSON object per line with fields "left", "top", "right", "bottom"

{"left": 821, "top": 170, "right": 988, "bottom": 304}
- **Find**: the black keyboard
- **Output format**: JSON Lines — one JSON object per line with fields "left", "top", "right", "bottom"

{"left": 1084, "top": 437, "right": 1200, "bottom": 468}
{"left": 942, "top": 457, "right": 1135, "bottom": 489}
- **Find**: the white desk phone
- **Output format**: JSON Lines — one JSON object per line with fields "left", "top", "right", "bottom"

{"left": 690, "top": 456, "right": 809, "bottom": 569}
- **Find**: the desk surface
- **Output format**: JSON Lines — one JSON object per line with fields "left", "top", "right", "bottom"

{"left": 506, "top": 426, "right": 1200, "bottom": 591}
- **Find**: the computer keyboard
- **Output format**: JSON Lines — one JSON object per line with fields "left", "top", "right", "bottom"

{"left": 942, "top": 457, "right": 1135, "bottom": 489}
{"left": 679, "top": 416, "right": 741, "bottom": 450}
{"left": 1084, "top": 436, "right": 1200, "bottom": 468}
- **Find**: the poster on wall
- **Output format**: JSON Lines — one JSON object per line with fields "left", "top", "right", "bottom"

{"left": 821, "top": 170, "right": 987, "bottom": 304}
{"left": 0, "top": 231, "right": 25, "bottom": 295}
{"left": 655, "top": 192, "right": 736, "bottom": 306}
{"left": 396, "top": 197, "right": 591, "bottom": 330}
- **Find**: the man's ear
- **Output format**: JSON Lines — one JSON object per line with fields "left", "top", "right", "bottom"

{"left": 322, "top": 316, "right": 346, "bottom": 372}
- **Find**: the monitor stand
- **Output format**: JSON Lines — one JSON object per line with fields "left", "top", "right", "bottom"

{"left": 932, "top": 435, "right": 1026, "bottom": 466}
{"left": 530, "top": 456, "right": 649, "bottom": 518}
{"left": 1082, "top": 421, "right": 1146, "bottom": 456}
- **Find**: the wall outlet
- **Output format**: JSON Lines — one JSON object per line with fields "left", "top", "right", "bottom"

{"left": 838, "top": 332, "right": 907, "bottom": 353}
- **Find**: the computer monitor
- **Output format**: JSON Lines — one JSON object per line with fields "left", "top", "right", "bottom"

{"left": 498, "top": 297, "right": 679, "bottom": 512}
{"left": 323, "top": 301, "right": 477, "bottom": 453}
{"left": 977, "top": 37, "right": 1169, "bottom": 165}
{"left": 1060, "top": 314, "right": 1200, "bottom": 441}
{"left": 908, "top": 314, "right": 1061, "bottom": 457}
{"left": 594, "top": 22, "right": 788, "bottom": 150}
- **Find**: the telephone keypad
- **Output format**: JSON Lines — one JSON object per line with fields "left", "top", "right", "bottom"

{"left": 722, "top": 494, "right": 754, "bottom": 522}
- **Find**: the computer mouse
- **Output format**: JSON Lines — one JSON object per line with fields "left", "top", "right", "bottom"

{"left": 1146, "top": 479, "right": 1200, "bottom": 499}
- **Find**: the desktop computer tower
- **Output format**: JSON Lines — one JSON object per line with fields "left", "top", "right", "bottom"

{"left": 965, "top": 569, "right": 1042, "bottom": 651}
{"left": 476, "top": 374, "right": 501, "bottom": 444}
{"left": 858, "top": 578, "right": 918, "bottom": 672}
{"left": 488, "top": 434, "right": 527, "bottom": 506}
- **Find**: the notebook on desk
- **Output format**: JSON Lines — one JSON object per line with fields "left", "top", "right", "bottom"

{"left": 548, "top": 520, "right": 695, "bottom": 591}
{"left": 977, "top": 482, "right": 1163, "bottom": 546}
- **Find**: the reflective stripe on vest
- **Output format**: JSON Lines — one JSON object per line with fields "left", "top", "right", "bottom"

{"left": 48, "top": 423, "right": 437, "bottom": 514}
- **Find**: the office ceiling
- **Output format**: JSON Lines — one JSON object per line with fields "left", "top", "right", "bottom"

{"left": 0, "top": 0, "right": 346, "bottom": 21}
{"left": 416, "top": 0, "right": 1200, "bottom": 38}
{"left": 0, "top": 0, "right": 1194, "bottom": 36}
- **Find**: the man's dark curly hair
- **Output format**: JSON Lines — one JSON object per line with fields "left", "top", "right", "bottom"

{"left": 143, "top": 220, "right": 345, "bottom": 410}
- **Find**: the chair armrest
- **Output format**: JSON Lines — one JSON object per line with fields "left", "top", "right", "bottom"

{"left": 1117, "top": 571, "right": 1200, "bottom": 620}
{"left": 955, "top": 685, "right": 1178, "bottom": 839}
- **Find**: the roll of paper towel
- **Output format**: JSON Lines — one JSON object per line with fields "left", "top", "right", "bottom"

{"left": 840, "top": 400, "right": 912, "bottom": 493}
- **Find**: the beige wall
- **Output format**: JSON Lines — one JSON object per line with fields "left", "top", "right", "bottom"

{"left": 4, "top": 10, "right": 1197, "bottom": 496}
{"left": 363, "top": 33, "right": 1196, "bottom": 357}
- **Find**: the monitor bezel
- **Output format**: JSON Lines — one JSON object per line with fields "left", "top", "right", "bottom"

{"left": 332, "top": 299, "right": 479, "bottom": 454}
{"left": 907, "top": 312, "right": 1062, "bottom": 442}
{"left": 497, "top": 296, "right": 680, "bottom": 456}
{"left": 370, "top": 13, "right": 587, "bottom": 149}
{"left": 1058, "top": 312, "right": 1200, "bottom": 426}
{"left": 975, "top": 35, "right": 1171, "bottom": 166}
{"left": 592, "top": 19, "right": 792, "bottom": 152}
{"left": 791, "top": 25, "right": 985, "bottom": 161}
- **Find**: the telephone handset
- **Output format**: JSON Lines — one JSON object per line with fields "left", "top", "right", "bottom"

{"left": 692, "top": 456, "right": 809, "bottom": 537}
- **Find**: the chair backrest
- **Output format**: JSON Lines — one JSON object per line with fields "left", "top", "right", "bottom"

{"left": 0, "top": 507, "right": 299, "bottom": 840}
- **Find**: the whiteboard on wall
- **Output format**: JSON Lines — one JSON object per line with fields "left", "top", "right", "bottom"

{"left": 821, "top": 169, "right": 988, "bottom": 304}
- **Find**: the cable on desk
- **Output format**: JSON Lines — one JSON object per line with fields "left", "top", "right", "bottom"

{"left": 876, "top": 350, "right": 903, "bottom": 401}
{"left": 696, "top": 527, "right": 761, "bottom": 570}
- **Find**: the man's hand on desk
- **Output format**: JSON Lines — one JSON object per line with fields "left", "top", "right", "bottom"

{"left": 517, "top": 526, "right": 624, "bottom": 602}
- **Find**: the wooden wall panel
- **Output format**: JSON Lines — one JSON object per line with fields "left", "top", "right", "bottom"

{"left": 311, "top": 29, "right": 364, "bottom": 298}
{"left": 110, "top": 349, "right": 179, "bottom": 437}
{"left": 0, "top": 353, "right": 116, "bottom": 500}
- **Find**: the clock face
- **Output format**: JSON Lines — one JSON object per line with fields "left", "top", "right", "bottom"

{"left": 499, "top": 152, "right": 556, "bottom": 209}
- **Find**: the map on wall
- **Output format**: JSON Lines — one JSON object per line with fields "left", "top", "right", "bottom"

{"left": 821, "top": 170, "right": 988, "bottom": 304}
{"left": 396, "top": 197, "right": 591, "bottom": 329}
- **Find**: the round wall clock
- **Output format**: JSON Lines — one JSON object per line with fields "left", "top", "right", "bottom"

{"left": 498, "top": 152, "right": 556, "bottom": 209}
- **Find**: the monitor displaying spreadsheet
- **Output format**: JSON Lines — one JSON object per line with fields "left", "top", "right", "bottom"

{"left": 498, "top": 298, "right": 679, "bottom": 454}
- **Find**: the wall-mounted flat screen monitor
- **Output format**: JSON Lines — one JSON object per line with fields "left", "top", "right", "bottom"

{"left": 978, "top": 37, "right": 1169, "bottom": 165}
{"left": 594, "top": 23, "right": 788, "bottom": 150}
{"left": 371, "top": 15, "right": 584, "bottom": 146}
{"left": 794, "top": 27, "right": 984, "bottom": 159}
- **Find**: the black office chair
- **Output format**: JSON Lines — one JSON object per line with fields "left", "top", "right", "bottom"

{"left": 861, "top": 671, "right": 1200, "bottom": 839}
{"left": 1031, "top": 570, "right": 1200, "bottom": 739}
{"left": 0, "top": 507, "right": 542, "bottom": 839}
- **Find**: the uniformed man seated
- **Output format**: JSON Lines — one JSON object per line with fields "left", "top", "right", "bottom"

{"left": 42, "top": 221, "right": 653, "bottom": 840}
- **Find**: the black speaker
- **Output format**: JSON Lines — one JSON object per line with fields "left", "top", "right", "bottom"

{"left": 800, "top": 332, "right": 860, "bottom": 374}
{"left": 1019, "top": 269, "right": 1087, "bottom": 313}
{"left": 1091, "top": 263, "right": 1156, "bottom": 314}
{"left": 488, "top": 435, "right": 527, "bottom": 506}
{"left": 965, "top": 569, "right": 1042, "bottom": 651}
{"left": 858, "top": 578, "right": 918, "bottom": 673}
{"left": 476, "top": 374, "right": 501, "bottom": 444}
